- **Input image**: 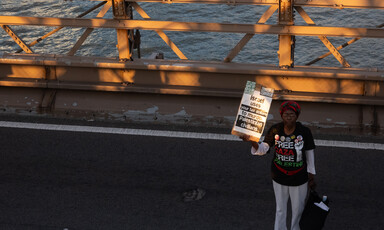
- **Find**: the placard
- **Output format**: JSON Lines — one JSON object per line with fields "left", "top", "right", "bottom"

{"left": 231, "top": 81, "right": 274, "bottom": 142}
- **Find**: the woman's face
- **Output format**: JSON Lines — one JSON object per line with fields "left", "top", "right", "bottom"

{"left": 282, "top": 110, "right": 297, "bottom": 125}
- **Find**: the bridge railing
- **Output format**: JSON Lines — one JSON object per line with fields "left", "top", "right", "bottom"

{"left": 0, "top": 0, "right": 383, "bottom": 68}
{"left": 0, "top": 0, "right": 383, "bottom": 135}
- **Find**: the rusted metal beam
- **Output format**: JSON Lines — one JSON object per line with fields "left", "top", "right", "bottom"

{"left": 1, "top": 53, "right": 383, "bottom": 81}
{"left": 1, "top": 16, "right": 384, "bottom": 38}
{"left": 1, "top": 86, "right": 382, "bottom": 136}
{"left": 295, "top": 6, "right": 351, "bottom": 68}
{"left": 306, "top": 22, "right": 384, "bottom": 66}
{"left": 89, "top": 0, "right": 384, "bottom": 9}
{"left": 224, "top": 5, "right": 278, "bottom": 62}
{"left": 40, "top": 89, "right": 57, "bottom": 112}
{"left": 1, "top": 53, "right": 383, "bottom": 107}
{"left": 131, "top": 2, "right": 188, "bottom": 60}
{"left": 1, "top": 77, "right": 383, "bottom": 106}
{"left": 293, "top": 0, "right": 384, "bottom": 9}
{"left": 113, "top": 0, "right": 134, "bottom": 61}
{"left": 278, "top": 0, "right": 295, "bottom": 68}
{"left": 67, "top": 1, "right": 112, "bottom": 56}
{"left": 15, "top": 1, "right": 107, "bottom": 54}
{"left": 0, "top": 25, "right": 34, "bottom": 54}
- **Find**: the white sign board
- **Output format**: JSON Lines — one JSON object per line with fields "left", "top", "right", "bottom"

{"left": 231, "top": 81, "right": 274, "bottom": 142}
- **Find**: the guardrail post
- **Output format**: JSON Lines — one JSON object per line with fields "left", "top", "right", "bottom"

{"left": 113, "top": 0, "right": 134, "bottom": 61}
{"left": 278, "top": 0, "right": 295, "bottom": 68}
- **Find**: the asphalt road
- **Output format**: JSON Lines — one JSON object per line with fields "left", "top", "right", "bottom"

{"left": 0, "top": 120, "right": 383, "bottom": 230}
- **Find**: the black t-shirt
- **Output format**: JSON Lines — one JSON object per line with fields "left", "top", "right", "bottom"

{"left": 264, "top": 122, "right": 316, "bottom": 186}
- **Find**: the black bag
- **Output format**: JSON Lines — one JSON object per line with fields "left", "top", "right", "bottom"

{"left": 300, "top": 190, "right": 330, "bottom": 230}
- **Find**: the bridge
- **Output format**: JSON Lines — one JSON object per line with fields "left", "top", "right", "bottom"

{"left": 0, "top": 0, "right": 383, "bottom": 136}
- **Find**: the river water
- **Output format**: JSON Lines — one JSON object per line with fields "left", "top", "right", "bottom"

{"left": 0, "top": 0, "right": 383, "bottom": 68}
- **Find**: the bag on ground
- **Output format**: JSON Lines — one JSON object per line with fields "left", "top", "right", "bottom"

{"left": 300, "top": 190, "right": 330, "bottom": 230}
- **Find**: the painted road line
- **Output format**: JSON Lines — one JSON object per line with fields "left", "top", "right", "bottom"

{"left": 0, "top": 121, "right": 239, "bottom": 141}
{"left": 0, "top": 121, "right": 383, "bottom": 150}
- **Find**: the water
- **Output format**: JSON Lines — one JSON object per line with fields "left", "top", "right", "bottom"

{"left": 0, "top": 0, "right": 383, "bottom": 68}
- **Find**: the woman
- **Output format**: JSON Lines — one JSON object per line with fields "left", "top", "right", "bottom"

{"left": 242, "top": 100, "right": 316, "bottom": 230}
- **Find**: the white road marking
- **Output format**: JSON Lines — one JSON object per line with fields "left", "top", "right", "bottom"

{"left": 0, "top": 121, "right": 383, "bottom": 150}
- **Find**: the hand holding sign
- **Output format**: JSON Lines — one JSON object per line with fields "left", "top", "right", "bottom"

{"left": 231, "top": 81, "right": 274, "bottom": 142}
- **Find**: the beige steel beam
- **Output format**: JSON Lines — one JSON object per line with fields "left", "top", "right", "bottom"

{"left": 306, "top": 22, "right": 384, "bottom": 66}
{"left": 131, "top": 2, "right": 187, "bottom": 60}
{"left": 1, "top": 77, "right": 382, "bottom": 105}
{"left": 278, "top": 0, "right": 295, "bottom": 68}
{"left": 113, "top": 0, "right": 135, "bottom": 61}
{"left": 68, "top": 1, "right": 112, "bottom": 56}
{"left": 1, "top": 53, "right": 383, "bottom": 84}
{"left": 0, "top": 53, "right": 383, "bottom": 136}
{"left": 295, "top": 6, "right": 351, "bottom": 68}
{"left": 15, "top": 1, "right": 107, "bottom": 54}
{"left": 1, "top": 16, "right": 384, "bottom": 38}
{"left": 0, "top": 71, "right": 383, "bottom": 106}
{"left": 224, "top": 5, "right": 277, "bottom": 62}
{"left": 293, "top": 0, "right": 384, "bottom": 9}
{"left": 1, "top": 53, "right": 383, "bottom": 81}
{"left": 0, "top": 25, "right": 34, "bottom": 54}
{"left": 89, "top": 0, "right": 384, "bottom": 9}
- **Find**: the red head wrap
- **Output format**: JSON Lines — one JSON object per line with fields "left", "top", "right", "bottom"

{"left": 279, "top": 100, "right": 301, "bottom": 117}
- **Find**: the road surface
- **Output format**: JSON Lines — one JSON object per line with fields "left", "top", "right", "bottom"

{"left": 0, "top": 116, "right": 383, "bottom": 230}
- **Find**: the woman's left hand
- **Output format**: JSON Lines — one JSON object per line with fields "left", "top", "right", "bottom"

{"left": 240, "top": 135, "right": 251, "bottom": 142}
{"left": 308, "top": 173, "right": 316, "bottom": 190}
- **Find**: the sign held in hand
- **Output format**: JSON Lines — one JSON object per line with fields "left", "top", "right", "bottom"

{"left": 231, "top": 81, "right": 274, "bottom": 142}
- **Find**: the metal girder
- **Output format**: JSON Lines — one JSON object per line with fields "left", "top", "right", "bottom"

{"left": 278, "top": 0, "right": 295, "bottom": 68}
{"left": 0, "top": 53, "right": 383, "bottom": 135}
{"left": 68, "top": 1, "right": 112, "bottom": 56}
{"left": 1, "top": 25, "right": 34, "bottom": 54}
{"left": 293, "top": 0, "right": 384, "bottom": 9}
{"left": 306, "top": 22, "right": 384, "bottom": 66}
{"left": 295, "top": 6, "right": 351, "bottom": 68}
{"left": 1, "top": 53, "right": 383, "bottom": 80}
{"left": 15, "top": 1, "right": 107, "bottom": 54}
{"left": 112, "top": 0, "right": 128, "bottom": 18}
{"left": 224, "top": 5, "right": 278, "bottom": 62}
{"left": 1, "top": 53, "right": 384, "bottom": 87}
{"left": 1, "top": 16, "right": 384, "bottom": 38}
{"left": 1, "top": 71, "right": 383, "bottom": 107}
{"left": 1, "top": 77, "right": 383, "bottom": 105}
{"left": 112, "top": 0, "right": 134, "bottom": 61}
{"left": 89, "top": 0, "right": 384, "bottom": 9}
{"left": 318, "top": 36, "right": 351, "bottom": 67}
{"left": 40, "top": 89, "right": 57, "bottom": 112}
{"left": 131, "top": 2, "right": 187, "bottom": 60}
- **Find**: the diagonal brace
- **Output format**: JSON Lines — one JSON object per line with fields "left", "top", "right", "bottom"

{"left": 224, "top": 5, "right": 278, "bottom": 62}
{"left": 68, "top": 1, "right": 112, "bottom": 56}
{"left": 295, "top": 6, "right": 351, "bottom": 67}
{"left": 16, "top": 1, "right": 107, "bottom": 54}
{"left": 1, "top": 25, "right": 34, "bottom": 53}
{"left": 306, "top": 22, "right": 384, "bottom": 66}
{"left": 131, "top": 2, "right": 187, "bottom": 60}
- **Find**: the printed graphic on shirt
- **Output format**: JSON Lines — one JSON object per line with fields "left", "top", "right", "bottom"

{"left": 274, "top": 134, "right": 304, "bottom": 168}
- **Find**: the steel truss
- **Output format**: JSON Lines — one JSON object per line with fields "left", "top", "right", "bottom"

{"left": 0, "top": 0, "right": 383, "bottom": 134}
{"left": 1, "top": 0, "right": 383, "bottom": 66}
